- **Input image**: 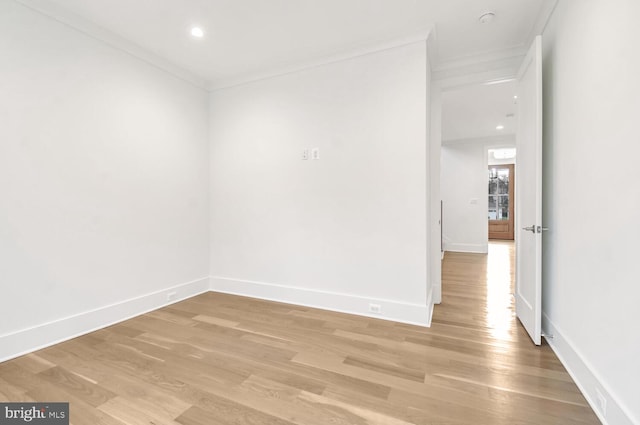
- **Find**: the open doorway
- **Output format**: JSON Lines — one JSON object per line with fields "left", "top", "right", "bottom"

{"left": 432, "top": 37, "right": 544, "bottom": 346}
{"left": 440, "top": 81, "right": 517, "bottom": 255}
{"left": 437, "top": 80, "right": 518, "bottom": 326}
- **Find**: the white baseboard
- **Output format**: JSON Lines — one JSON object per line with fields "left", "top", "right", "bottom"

{"left": 0, "top": 277, "right": 210, "bottom": 363}
{"left": 444, "top": 242, "right": 488, "bottom": 254}
{"left": 210, "top": 276, "right": 432, "bottom": 327}
{"left": 543, "top": 313, "right": 637, "bottom": 425}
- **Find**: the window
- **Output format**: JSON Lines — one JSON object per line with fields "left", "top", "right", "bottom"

{"left": 488, "top": 167, "right": 510, "bottom": 220}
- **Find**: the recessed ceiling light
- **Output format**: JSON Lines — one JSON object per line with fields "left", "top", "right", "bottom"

{"left": 191, "top": 27, "right": 204, "bottom": 38}
{"left": 479, "top": 12, "right": 496, "bottom": 24}
{"left": 496, "top": 125, "right": 505, "bottom": 130}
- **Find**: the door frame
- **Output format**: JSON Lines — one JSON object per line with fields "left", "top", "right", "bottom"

{"left": 430, "top": 70, "right": 519, "bottom": 305}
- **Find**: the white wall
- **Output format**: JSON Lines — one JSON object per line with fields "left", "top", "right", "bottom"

{"left": 542, "top": 1, "right": 640, "bottom": 424}
{"left": 440, "top": 136, "right": 515, "bottom": 253}
{"left": 0, "top": 2, "right": 210, "bottom": 360}
{"left": 209, "top": 41, "right": 431, "bottom": 326}
{"left": 440, "top": 141, "right": 488, "bottom": 253}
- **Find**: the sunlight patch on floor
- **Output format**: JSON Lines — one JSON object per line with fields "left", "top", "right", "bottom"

{"left": 485, "top": 242, "right": 514, "bottom": 341}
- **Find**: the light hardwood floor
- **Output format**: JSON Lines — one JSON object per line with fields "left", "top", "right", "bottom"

{"left": 0, "top": 242, "right": 600, "bottom": 424}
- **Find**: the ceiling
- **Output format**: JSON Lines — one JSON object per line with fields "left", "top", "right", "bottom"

{"left": 442, "top": 81, "right": 517, "bottom": 142}
{"left": 24, "top": 0, "right": 553, "bottom": 88}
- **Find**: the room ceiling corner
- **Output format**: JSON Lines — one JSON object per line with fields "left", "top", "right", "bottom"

{"left": 13, "top": 0, "right": 209, "bottom": 89}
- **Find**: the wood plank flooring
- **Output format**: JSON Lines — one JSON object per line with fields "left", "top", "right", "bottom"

{"left": 0, "top": 242, "right": 600, "bottom": 424}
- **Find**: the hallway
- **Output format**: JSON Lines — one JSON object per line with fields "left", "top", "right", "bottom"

{"left": 432, "top": 241, "right": 600, "bottom": 423}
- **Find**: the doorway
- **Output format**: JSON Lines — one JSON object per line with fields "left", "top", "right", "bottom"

{"left": 488, "top": 161, "right": 515, "bottom": 240}
{"left": 434, "top": 36, "right": 543, "bottom": 346}
{"left": 436, "top": 79, "right": 518, "bottom": 319}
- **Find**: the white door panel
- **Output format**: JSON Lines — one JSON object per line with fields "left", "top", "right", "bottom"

{"left": 515, "top": 36, "right": 543, "bottom": 345}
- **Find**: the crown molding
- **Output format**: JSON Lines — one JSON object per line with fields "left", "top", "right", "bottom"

{"left": 14, "top": 0, "right": 208, "bottom": 90}
{"left": 208, "top": 28, "right": 433, "bottom": 92}
{"left": 433, "top": 0, "right": 558, "bottom": 87}
{"left": 442, "top": 134, "right": 516, "bottom": 147}
{"left": 527, "top": 0, "right": 559, "bottom": 46}
{"left": 433, "top": 0, "right": 558, "bottom": 85}
{"left": 436, "top": 45, "right": 526, "bottom": 72}
{"left": 14, "top": 0, "right": 431, "bottom": 94}
{"left": 433, "top": 45, "right": 526, "bottom": 83}
{"left": 12, "top": 0, "right": 556, "bottom": 95}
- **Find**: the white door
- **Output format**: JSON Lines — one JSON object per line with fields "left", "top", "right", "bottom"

{"left": 515, "top": 36, "right": 543, "bottom": 345}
